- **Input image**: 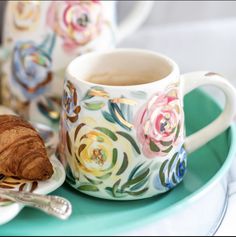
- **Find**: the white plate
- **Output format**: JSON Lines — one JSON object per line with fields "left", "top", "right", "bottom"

{"left": 0, "top": 105, "right": 65, "bottom": 225}
{"left": 0, "top": 154, "right": 65, "bottom": 225}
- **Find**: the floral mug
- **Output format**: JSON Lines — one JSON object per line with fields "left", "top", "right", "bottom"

{"left": 0, "top": 1, "right": 153, "bottom": 129}
{"left": 58, "top": 49, "right": 236, "bottom": 200}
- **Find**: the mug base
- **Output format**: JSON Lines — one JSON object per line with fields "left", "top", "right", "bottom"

{"left": 65, "top": 178, "right": 171, "bottom": 201}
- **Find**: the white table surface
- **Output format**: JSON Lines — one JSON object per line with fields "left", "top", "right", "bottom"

{"left": 119, "top": 18, "right": 236, "bottom": 236}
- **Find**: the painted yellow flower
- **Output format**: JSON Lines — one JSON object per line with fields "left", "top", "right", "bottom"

{"left": 76, "top": 130, "right": 113, "bottom": 176}
{"left": 66, "top": 117, "right": 134, "bottom": 180}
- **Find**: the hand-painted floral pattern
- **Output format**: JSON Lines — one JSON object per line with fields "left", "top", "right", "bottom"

{"left": 81, "top": 86, "right": 109, "bottom": 111}
{"left": 63, "top": 81, "right": 81, "bottom": 123}
{"left": 75, "top": 127, "right": 116, "bottom": 177}
{"left": 12, "top": 1, "right": 41, "bottom": 31}
{"left": 82, "top": 87, "right": 136, "bottom": 131}
{"left": 61, "top": 114, "right": 150, "bottom": 197}
{"left": 134, "top": 88, "right": 182, "bottom": 158}
{"left": 60, "top": 82, "right": 186, "bottom": 199}
{"left": 105, "top": 163, "right": 151, "bottom": 198}
{"left": 106, "top": 98, "right": 137, "bottom": 131}
{"left": 62, "top": 120, "right": 150, "bottom": 198}
{"left": 47, "top": 1, "right": 104, "bottom": 52}
{"left": 66, "top": 118, "right": 134, "bottom": 179}
{"left": 154, "top": 146, "right": 187, "bottom": 192}
{"left": 11, "top": 41, "right": 53, "bottom": 100}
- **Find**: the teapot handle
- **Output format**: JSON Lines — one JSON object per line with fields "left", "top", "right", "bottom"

{"left": 116, "top": 1, "right": 154, "bottom": 43}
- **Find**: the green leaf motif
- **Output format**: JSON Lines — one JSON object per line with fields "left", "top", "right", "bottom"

{"left": 162, "top": 146, "right": 173, "bottom": 153}
{"left": 130, "top": 176, "right": 149, "bottom": 191}
{"left": 84, "top": 176, "right": 103, "bottom": 185}
{"left": 159, "top": 160, "right": 168, "bottom": 187}
{"left": 78, "top": 185, "right": 99, "bottom": 192}
{"left": 149, "top": 140, "right": 160, "bottom": 152}
{"left": 102, "top": 111, "right": 116, "bottom": 123}
{"left": 103, "top": 148, "right": 118, "bottom": 172}
{"left": 128, "top": 163, "right": 144, "bottom": 181}
{"left": 104, "top": 163, "right": 152, "bottom": 198}
{"left": 117, "top": 131, "right": 141, "bottom": 155}
{"left": 82, "top": 93, "right": 93, "bottom": 101}
{"left": 112, "top": 179, "right": 121, "bottom": 197}
{"left": 172, "top": 173, "right": 177, "bottom": 185}
{"left": 97, "top": 172, "right": 112, "bottom": 180}
{"left": 95, "top": 127, "right": 118, "bottom": 141}
{"left": 133, "top": 166, "right": 150, "bottom": 180}
{"left": 113, "top": 148, "right": 118, "bottom": 162}
{"left": 160, "top": 172, "right": 167, "bottom": 187}
{"left": 105, "top": 187, "right": 127, "bottom": 198}
{"left": 126, "top": 188, "right": 149, "bottom": 196}
{"left": 160, "top": 140, "right": 173, "bottom": 147}
{"left": 83, "top": 101, "right": 105, "bottom": 111}
{"left": 82, "top": 86, "right": 106, "bottom": 101}
{"left": 122, "top": 169, "right": 150, "bottom": 191}
{"left": 174, "top": 123, "right": 181, "bottom": 142}
{"left": 116, "top": 153, "right": 129, "bottom": 176}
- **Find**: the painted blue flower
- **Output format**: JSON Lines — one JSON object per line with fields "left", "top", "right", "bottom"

{"left": 154, "top": 146, "right": 187, "bottom": 191}
{"left": 11, "top": 41, "right": 52, "bottom": 100}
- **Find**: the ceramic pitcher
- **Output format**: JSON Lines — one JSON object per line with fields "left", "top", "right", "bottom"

{"left": 1, "top": 1, "right": 153, "bottom": 128}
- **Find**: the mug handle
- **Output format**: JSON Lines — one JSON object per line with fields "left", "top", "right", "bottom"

{"left": 116, "top": 1, "right": 154, "bottom": 43}
{"left": 182, "top": 71, "right": 236, "bottom": 153}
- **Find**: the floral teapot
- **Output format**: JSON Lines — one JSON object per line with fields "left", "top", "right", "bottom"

{"left": 1, "top": 1, "right": 153, "bottom": 129}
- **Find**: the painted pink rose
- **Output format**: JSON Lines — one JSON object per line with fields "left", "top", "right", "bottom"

{"left": 47, "top": 1, "right": 103, "bottom": 52}
{"left": 134, "top": 88, "right": 182, "bottom": 158}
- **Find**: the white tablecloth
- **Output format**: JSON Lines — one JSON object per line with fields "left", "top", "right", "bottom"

{"left": 119, "top": 18, "right": 236, "bottom": 236}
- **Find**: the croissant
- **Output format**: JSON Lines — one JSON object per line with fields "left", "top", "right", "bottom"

{"left": 0, "top": 115, "right": 53, "bottom": 180}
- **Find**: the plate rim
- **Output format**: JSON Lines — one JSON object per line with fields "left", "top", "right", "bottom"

{"left": 0, "top": 155, "right": 65, "bottom": 226}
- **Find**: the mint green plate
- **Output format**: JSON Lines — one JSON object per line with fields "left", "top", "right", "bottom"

{"left": 1, "top": 90, "right": 236, "bottom": 236}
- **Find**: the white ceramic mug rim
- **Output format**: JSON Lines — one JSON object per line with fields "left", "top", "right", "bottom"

{"left": 66, "top": 48, "right": 180, "bottom": 89}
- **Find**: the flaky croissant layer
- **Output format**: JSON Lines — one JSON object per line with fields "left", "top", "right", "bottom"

{"left": 0, "top": 115, "right": 54, "bottom": 180}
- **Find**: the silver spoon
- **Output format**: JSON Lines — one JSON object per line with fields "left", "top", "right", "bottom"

{"left": 0, "top": 189, "right": 72, "bottom": 220}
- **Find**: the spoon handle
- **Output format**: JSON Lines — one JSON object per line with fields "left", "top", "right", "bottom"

{"left": 0, "top": 189, "right": 72, "bottom": 220}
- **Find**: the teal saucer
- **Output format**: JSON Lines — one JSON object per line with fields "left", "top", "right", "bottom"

{"left": 1, "top": 89, "right": 236, "bottom": 236}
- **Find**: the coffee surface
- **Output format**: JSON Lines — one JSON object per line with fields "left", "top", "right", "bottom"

{"left": 86, "top": 73, "right": 160, "bottom": 86}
